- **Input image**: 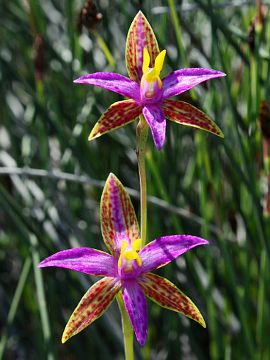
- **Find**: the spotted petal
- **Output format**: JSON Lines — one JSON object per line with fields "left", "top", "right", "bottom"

{"left": 142, "top": 105, "right": 166, "bottom": 150}
{"left": 139, "top": 235, "right": 208, "bottom": 273}
{"left": 62, "top": 277, "right": 121, "bottom": 343}
{"left": 74, "top": 72, "right": 140, "bottom": 101}
{"left": 101, "top": 173, "right": 140, "bottom": 257}
{"left": 122, "top": 280, "right": 148, "bottom": 346}
{"left": 139, "top": 273, "right": 205, "bottom": 327}
{"left": 38, "top": 248, "right": 116, "bottom": 277}
{"left": 163, "top": 100, "right": 224, "bottom": 137}
{"left": 126, "top": 11, "right": 159, "bottom": 82}
{"left": 162, "top": 68, "right": 226, "bottom": 99}
{"left": 89, "top": 100, "right": 142, "bottom": 140}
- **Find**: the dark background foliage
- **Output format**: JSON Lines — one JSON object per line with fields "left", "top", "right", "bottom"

{"left": 1, "top": 0, "right": 270, "bottom": 359}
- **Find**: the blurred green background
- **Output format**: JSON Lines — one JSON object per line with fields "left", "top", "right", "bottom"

{"left": 1, "top": 0, "right": 270, "bottom": 359}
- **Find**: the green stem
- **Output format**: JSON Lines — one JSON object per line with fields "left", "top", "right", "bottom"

{"left": 31, "top": 234, "right": 55, "bottom": 360}
{"left": 115, "top": 114, "right": 148, "bottom": 360}
{"left": 94, "top": 32, "right": 116, "bottom": 68}
{"left": 167, "top": 0, "right": 196, "bottom": 101}
{"left": 256, "top": 249, "right": 267, "bottom": 356}
{"left": 117, "top": 294, "right": 134, "bottom": 360}
{"left": 136, "top": 115, "right": 149, "bottom": 246}
{"left": 0, "top": 257, "right": 32, "bottom": 359}
{"left": 167, "top": 0, "right": 188, "bottom": 67}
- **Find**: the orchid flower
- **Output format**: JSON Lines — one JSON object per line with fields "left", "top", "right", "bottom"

{"left": 74, "top": 11, "right": 225, "bottom": 150}
{"left": 39, "top": 173, "right": 208, "bottom": 346}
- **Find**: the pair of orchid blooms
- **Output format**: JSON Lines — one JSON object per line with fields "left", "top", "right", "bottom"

{"left": 39, "top": 12, "right": 225, "bottom": 348}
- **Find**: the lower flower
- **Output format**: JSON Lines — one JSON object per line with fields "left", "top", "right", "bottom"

{"left": 39, "top": 173, "right": 208, "bottom": 346}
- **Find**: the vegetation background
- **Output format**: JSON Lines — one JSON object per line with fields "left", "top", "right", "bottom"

{"left": 1, "top": 0, "right": 270, "bottom": 359}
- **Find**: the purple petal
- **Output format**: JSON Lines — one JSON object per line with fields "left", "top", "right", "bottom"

{"left": 38, "top": 248, "right": 117, "bottom": 277}
{"left": 139, "top": 235, "right": 208, "bottom": 273}
{"left": 122, "top": 280, "right": 148, "bottom": 346}
{"left": 74, "top": 72, "right": 140, "bottom": 101}
{"left": 142, "top": 105, "right": 166, "bottom": 150}
{"left": 162, "top": 68, "right": 226, "bottom": 99}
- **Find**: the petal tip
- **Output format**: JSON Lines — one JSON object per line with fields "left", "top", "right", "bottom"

{"left": 155, "top": 143, "right": 163, "bottom": 151}
{"left": 210, "top": 124, "right": 224, "bottom": 138}
{"left": 200, "top": 239, "right": 209, "bottom": 246}
{"left": 182, "top": 235, "right": 209, "bottom": 248}
{"left": 104, "top": 172, "right": 118, "bottom": 189}
{"left": 88, "top": 132, "right": 95, "bottom": 141}
{"left": 38, "top": 259, "right": 48, "bottom": 268}
{"left": 218, "top": 130, "right": 225, "bottom": 138}
{"left": 88, "top": 128, "right": 101, "bottom": 141}
{"left": 135, "top": 10, "right": 145, "bottom": 20}
{"left": 107, "top": 172, "right": 117, "bottom": 184}
{"left": 108, "top": 172, "right": 116, "bottom": 179}
{"left": 138, "top": 336, "right": 147, "bottom": 347}
{"left": 61, "top": 333, "right": 69, "bottom": 344}
{"left": 153, "top": 136, "right": 165, "bottom": 151}
{"left": 196, "top": 313, "right": 206, "bottom": 328}
{"left": 212, "top": 70, "right": 226, "bottom": 78}
{"left": 192, "top": 237, "right": 209, "bottom": 247}
{"left": 201, "top": 319, "right": 207, "bottom": 328}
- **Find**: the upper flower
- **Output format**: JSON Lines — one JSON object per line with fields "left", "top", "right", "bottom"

{"left": 74, "top": 11, "right": 226, "bottom": 150}
{"left": 39, "top": 173, "right": 208, "bottom": 346}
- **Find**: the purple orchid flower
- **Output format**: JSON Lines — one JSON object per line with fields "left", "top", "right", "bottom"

{"left": 39, "top": 173, "right": 208, "bottom": 346}
{"left": 74, "top": 11, "right": 225, "bottom": 150}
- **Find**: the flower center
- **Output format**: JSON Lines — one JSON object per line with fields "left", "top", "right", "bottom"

{"left": 140, "top": 48, "right": 166, "bottom": 101}
{"left": 118, "top": 238, "right": 142, "bottom": 272}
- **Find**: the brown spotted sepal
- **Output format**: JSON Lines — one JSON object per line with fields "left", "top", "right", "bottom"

{"left": 125, "top": 11, "right": 160, "bottom": 82}
{"left": 139, "top": 273, "right": 206, "bottom": 328}
{"left": 162, "top": 99, "right": 224, "bottom": 138}
{"left": 62, "top": 277, "right": 121, "bottom": 343}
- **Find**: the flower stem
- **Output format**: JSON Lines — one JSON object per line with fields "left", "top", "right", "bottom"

{"left": 116, "top": 114, "right": 148, "bottom": 359}
{"left": 94, "top": 31, "right": 116, "bottom": 68}
{"left": 167, "top": 0, "right": 188, "bottom": 67}
{"left": 117, "top": 294, "right": 134, "bottom": 360}
{"left": 136, "top": 115, "right": 149, "bottom": 247}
